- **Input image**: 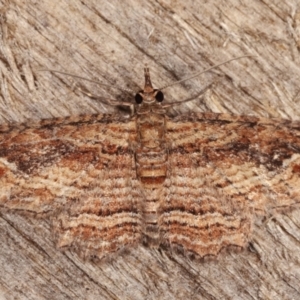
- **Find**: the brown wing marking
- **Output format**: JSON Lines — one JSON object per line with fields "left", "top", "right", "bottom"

{"left": 162, "top": 113, "right": 300, "bottom": 257}
{"left": 0, "top": 114, "right": 142, "bottom": 259}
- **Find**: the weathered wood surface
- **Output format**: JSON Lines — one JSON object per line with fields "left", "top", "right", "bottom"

{"left": 0, "top": 0, "right": 300, "bottom": 299}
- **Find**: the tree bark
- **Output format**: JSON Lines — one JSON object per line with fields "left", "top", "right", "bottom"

{"left": 0, "top": 0, "right": 300, "bottom": 299}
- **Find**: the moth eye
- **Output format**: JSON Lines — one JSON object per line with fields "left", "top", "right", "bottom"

{"left": 155, "top": 90, "right": 164, "bottom": 102}
{"left": 135, "top": 93, "right": 143, "bottom": 104}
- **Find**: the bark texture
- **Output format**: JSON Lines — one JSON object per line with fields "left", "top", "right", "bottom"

{"left": 0, "top": 0, "right": 300, "bottom": 299}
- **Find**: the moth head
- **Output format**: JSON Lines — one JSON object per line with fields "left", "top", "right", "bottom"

{"left": 134, "top": 68, "right": 164, "bottom": 105}
{"left": 135, "top": 89, "right": 164, "bottom": 105}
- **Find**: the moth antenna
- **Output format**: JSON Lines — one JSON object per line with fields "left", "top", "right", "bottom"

{"left": 38, "top": 69, "right": 135, "bottom": 94}
{"left": 161, "top": 83, "right": 213, "bottom": 108}
{"left": 158, "top": 55, "right": 255, "bottom": 91}
{"left": 78, "top": 88, "right": 133, "bottom": 107}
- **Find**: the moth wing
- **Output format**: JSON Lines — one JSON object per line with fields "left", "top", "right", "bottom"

{"left": 163, "top": 113, "right": 300, "bottom": 257}
{"left": 0, "top": 115, "right": 142, "bottom": 259}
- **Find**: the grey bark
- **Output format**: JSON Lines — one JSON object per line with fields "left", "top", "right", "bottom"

{"left": 0, "top": 0, "right": 300, "bottom": 299}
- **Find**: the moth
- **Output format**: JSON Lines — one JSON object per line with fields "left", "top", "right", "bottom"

{"left": 0, "top": 56, "right": 299, "bottom": 260}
